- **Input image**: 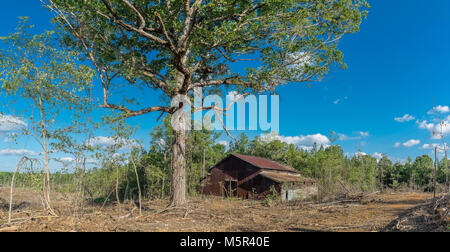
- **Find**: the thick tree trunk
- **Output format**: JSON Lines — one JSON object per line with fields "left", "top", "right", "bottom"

{"left": 170, "top": 128, "right": 187, "bottom": 207}
{"left": 169, "top": 68, "right": 190, "bottom": 206}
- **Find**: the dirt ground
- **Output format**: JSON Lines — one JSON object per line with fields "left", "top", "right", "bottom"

{"left": 0, "top": 186, "right": 448, "bottom": 232}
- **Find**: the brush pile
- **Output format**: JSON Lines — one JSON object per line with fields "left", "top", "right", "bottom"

{"left": 427, "top": 195, "right": 449, "bottom": 228}
{"left": 385, "top": 194, "right": 449, "bottom": 232}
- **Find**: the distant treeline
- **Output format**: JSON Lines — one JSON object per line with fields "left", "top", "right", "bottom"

{"left": 0, "top": 171, "right": 75, "bottom": 192}
{"left": 1, "top": 119, "right": 448, "bottom": 202}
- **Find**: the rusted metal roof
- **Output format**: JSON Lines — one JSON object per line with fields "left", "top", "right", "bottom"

{"left": 230, "top": 153, "right": 299, "bottom": 173}
{"left": 259, "top": 171, "right": 315, "bottom": 183}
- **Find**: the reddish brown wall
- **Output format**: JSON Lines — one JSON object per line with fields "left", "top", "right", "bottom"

{"left": 202, "top": 155, "right": 281, "bottom": 199}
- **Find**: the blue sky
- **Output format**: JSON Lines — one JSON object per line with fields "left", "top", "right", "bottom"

{"left": 1, "top": 0, "right": 450, "bottom": 171}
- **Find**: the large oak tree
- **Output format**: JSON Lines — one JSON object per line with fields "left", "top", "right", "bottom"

{"left": 43, "top": 0, "right": 368, "bottom": 206}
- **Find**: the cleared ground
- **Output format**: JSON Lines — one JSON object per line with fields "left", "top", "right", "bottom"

{"left": 0, "top": 187, "right": 448, "bottom": 232}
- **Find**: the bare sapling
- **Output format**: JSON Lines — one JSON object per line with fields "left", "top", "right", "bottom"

{"left": 129, "top": 151, "right": 142, "bottom": 216}
{"left": 8, "top": 157, "right": 33, "bottom": 224}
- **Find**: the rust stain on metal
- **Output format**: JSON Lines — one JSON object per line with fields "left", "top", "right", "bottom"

{"left": 202, "top": 153, "right": 317, "bottom": 200}
{"left": 228, "top": 153, "right": 298, "bottom": 173}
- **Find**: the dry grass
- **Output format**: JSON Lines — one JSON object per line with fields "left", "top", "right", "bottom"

{"left": 0, "top": 186, "right": 446, "bottom": 232}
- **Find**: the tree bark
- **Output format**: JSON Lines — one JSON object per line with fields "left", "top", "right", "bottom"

{"left": 8, "top": 158, "right": 25, "bottom": 223}
{"left": 38, "top": 95, "right": 54, "bottom": 215}
{"left": 444, "top": 144, "right": 449, "bottom": 194}
{"left": 170, "top": 128, "right": 187, "bottom": 207}
{"left": 379, "top": 167, "right": 384, "bottom": 193}
{"left": 434, "top": 146, "right": 438, "bottom": 199}
{"left": 202, "top": 148, "right": 205, "bottom": 179}
{"left": 201, "top": 148, "right": 206, "bottom": 195}
{"left": 130, "top": 152, "right": 142, "bottom": 216}
{"left": 115, "top": 163, "right": 120, "bottom": 204}
{"left": 188, "top": 147, "right": 193, "bottom": 195}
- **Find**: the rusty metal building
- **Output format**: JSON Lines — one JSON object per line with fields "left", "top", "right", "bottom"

{"left": 201, "top": 153, "right": 317, "bottom": 201}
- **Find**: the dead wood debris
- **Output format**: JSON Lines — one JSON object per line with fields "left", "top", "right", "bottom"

{"left": 383, "top": 194, "right": 449, "bottom": 232}
{"left": 0, "top": 188, "right": 444, "bottom": 232}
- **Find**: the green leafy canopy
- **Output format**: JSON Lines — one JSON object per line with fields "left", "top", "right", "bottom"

{"left": 44, "top": 0, "right": 369, "bottom": 118}
{"left": 0, "top": 17, "right": 95, "bottom": 151}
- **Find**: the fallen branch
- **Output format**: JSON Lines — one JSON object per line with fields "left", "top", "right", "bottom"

{"left": 328, "top": 224, "right": 367, "bottom": 230}
{"left": 0, "top": 226, "right": 19, "bottom": 232}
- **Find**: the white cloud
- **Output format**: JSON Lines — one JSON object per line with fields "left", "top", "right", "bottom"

{"left": 155, "top": 138, "right": 166, "bottom": 149}
{"left": 417, "top": 120, "right": 450, "bottom": 139}
{"left": 87, "top": 136, "right": 117, "bottom": 146}
{"left": 359, "top": 131, "right": 370, "bottom": 137}
{"left": 394, "top": 114, "right": 415, "bottom": 122}
{"left": 373, "top": 152, "right": 384, "bottom": 160}
{"left": 420, "top": 143, "right": 447, "bottom": 153}
{"left": 333, "top": 97, "right": 348, "bottom": 105}
{"left": 56, "top": 157, "right": 85, "bottom": 164}
{"left": 394, "top": 142, "right": 401, "bottom": 148}
{"left": 287, "top": 51, "right": 313, "bottom": 69}
{"left": 59, "top": 157, "right": 75, "bottom": 162}
{"left": 337, "top": 131, "right": 369, "bottom": 141}
{"left": 370, "top": 152, "right": 405, "bottom": 164}
{"left": 85, "top": 159, "right": 97, "bottom": 164}
{"left": 86, "top": 136, "right": 138, "bottom": 150}
{"left": 0, "top": 115, "right": 27, "bottom": 132}
{"left": 392, "top": 157, "right": 407, "bottom": 164}
{"left": 402, "top": 139, "right": 421, "bottom": 147}
{"left": 63, "top": 157, "right": 97, "bottom": 164}
{"left": 432, "top": 123, "right": 450, "bottom": 139}
{"left": 217, "top": 140, "right": 228, "bottom": 147}
{"left": 0, "top": 149, "right": 37, "bottom": 156}
{"left": 3, "top": 134, "right": 17, "bottom": 143}
{"left": 337, "top": 133, "right": 349, "bottom": 141}
{"left": 418, "top": 120, "right": 435, "bottom": 131}
{"left": 227, "top": 91, "right": 244, "bottom": 102}
{"left": 298, "top": 145, "right": 314, "bottom": 151}
{"left": 261, "top": 132, "right": 330, "bottom": 148}
{"left": 429, "top": 105, "right": 450, "bottom": 114}
{"left": 352, "top": 151, "right": 386, "bottom": 159}
{"left": 355, "top": 151, "right": 367, "bottom": 157}
{"left": 421, "top": 143, "right": 439, "bottom": 150}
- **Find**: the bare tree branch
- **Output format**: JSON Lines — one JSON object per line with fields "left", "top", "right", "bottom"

{"left": 99, "top": 0, "right": 169, "bottom": 46}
